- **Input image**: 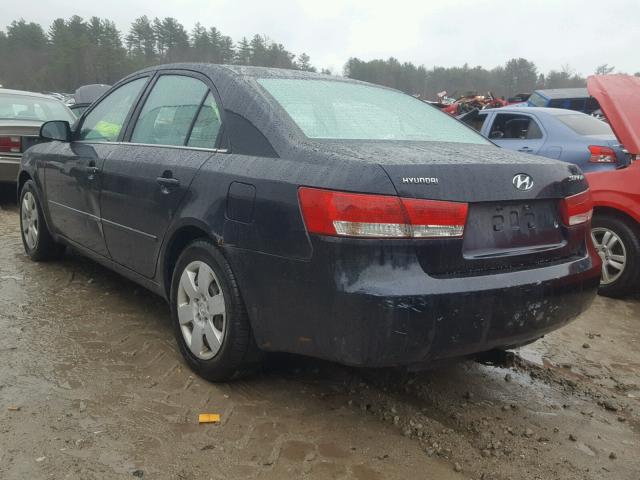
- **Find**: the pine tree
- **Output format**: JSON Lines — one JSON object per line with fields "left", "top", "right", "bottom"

{"left": 235, "top": 37, "right": 251, "bottom": 65}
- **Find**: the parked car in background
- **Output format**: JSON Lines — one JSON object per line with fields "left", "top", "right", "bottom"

{"left": 520, "top": 88, "right": 601, "bottom": 114}
{"left": 461, "top": 106, "right": 628, "bottom": 172}
{"left": 68, "top": 84, "right": 111, "bottom": 117}
{"left": 0, "top": 88, "right": 75, "bottom": 184}
{"left": 585, "top": 74, "right": 640, "bottom": 298}
{"left": 18, "top": 64, "right": 600, "bottom": 381}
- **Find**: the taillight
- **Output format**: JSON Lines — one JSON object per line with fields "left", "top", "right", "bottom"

{"left": 298, "top": 187, "right": 468, "bottom": 238}
{"left": 560, "top": 189, "right": 593, "bottom": 226}
{"left": 588, "top": 145, "right": 617, "bottom": 163}
{"left": 0, "top": 136, "right": 21, "bottom": 154}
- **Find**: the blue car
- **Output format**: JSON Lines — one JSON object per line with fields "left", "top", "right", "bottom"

{"left": 461, "top": 106, "right": 628, "bottom": 172}
{"left": 513, "top": 88, "right": 601, "bottom": 115}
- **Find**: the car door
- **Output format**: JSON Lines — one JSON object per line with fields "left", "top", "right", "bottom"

{"left": 99, "top": 72, "right": 223, "bottom": 278}
{"left": 487, "top": 112, "right": 546, "bottom": 155}
{"left": 44, "top": 77, "right": 149, "bottom": 255}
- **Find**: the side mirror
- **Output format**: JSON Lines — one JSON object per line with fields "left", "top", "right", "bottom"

{"left": 40, "top": 120, "right": 71, "bottom": 142}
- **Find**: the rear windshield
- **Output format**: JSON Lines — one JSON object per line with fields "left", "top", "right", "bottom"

{"left": 556, "top": 114, "right": 614, "bottom": 136}
{"left": 257, "top": 79, "right": 489, "bottom": 144}
{"left": 0, "top": 93, "right": 74, "bottom": 122}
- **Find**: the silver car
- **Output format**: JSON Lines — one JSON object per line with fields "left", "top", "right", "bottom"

{"left": 0, "top": 89, "right": 75, "bottom": 183}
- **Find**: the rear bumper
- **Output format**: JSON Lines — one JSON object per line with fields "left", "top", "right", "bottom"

{"left": 0, "top": 156, "right": 20, "bottom": 183}
{"left": 227, "top": 236, "right": 601, "bottom": 367}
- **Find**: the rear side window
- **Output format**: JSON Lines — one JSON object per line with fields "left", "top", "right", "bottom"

{"left": 132, "top": 75, "right": 208, "bottom": 147}
{"left": 187, "top": 92, "right": 222, "bottom": 148}
{"left": 257, "top": 78, "right": 489, "bottom": 144}
{"left": 80, "top": 78, "right": 147, "bottom": 141}
{"left": 556, "top": 114, "right": 614, "bottom": 136}
{"left": 489, "top": 114, "right": 543, "bottom": 140}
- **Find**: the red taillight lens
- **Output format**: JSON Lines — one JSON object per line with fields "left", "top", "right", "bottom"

{"left": 298, "top": 187, "right": 468, "bottom": 238}
{"left": 560, "top": 189, "right": 593, "bottom": 226}
{"left": 0, "top": 136, "right": 21, "bottom": 154}
{"left": 588, "top": 145, "right": 617, "bottom": 163}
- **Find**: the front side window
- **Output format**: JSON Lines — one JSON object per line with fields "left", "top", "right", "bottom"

{"left": 79, "top": 78, "right": 147, "bottom": 141}
{"left": 257, "top": 79, "right": 489, "bottom": 144}
{"left": 131, "top": 75, "right": 208, "bottom": 147}
{"left": 489, "top": 114, "right": 543, "bottom": 140}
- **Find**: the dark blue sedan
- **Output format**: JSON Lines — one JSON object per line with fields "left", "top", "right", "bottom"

{"left": 462, "top": 106, "right": 629, "bottom": 172}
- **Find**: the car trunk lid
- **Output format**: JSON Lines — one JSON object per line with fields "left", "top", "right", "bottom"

{"left": 322, "top": 141, "right": 590, "bottom": 276}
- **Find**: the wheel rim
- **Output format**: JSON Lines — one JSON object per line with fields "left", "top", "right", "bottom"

{"left": 177, "top": 260, "right": 226, "bottom": 360}
{"left": 591, "top": 227, "right": 627, "bottom": 285}
{"left": 21, "top": 191, "right": 39, "bottom": 250}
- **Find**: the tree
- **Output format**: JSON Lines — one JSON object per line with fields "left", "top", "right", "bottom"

{"left": 296, "top": 53, "right": 316, "bottom": 72}
{"left": 2, "top": 20, "right": 49, "bottom": 90}
{"left": 595, "top": 64, "right": 615, "bottom": 75}
{"left": 153, "top": 17, "right": 189, "bottom": 62}
{"left": 500, "top": 58, "right": 538, "bottom": 96}
{"left": 235, "top": 37, "right": 251, "bottom": 65}
{"left": 126, "top": 16, "right": 156, "bottom": 66}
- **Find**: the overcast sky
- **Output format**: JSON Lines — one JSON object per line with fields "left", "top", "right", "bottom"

{"left": 4, "top": 0, "right": 639, "bottom": 75}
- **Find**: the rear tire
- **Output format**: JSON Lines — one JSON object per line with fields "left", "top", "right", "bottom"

{"left": 591, "top": 215, "right": 640, "bottom": 298}
{"left": 170, "top": 240, "right": 262, "bottom": 381}
{"left": 19, "top": 180, "right": 65, "bottom": 261}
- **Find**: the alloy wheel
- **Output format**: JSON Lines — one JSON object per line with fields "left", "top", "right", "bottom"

{"left": 176, "top": 261, "right": 226, "bottom": 360}
{"left": 21, "top": 191, "right": 39, "bottom": 250}
{"left": 591, "top": 227, "right": 627, "bottom": 285}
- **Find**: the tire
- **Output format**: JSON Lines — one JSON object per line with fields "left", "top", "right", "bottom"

{"left": 19, "top": 180, "right": 65, "bottom": 261}
{"left": 169, "top": 240, "right": 262, "bottom": 381}
{"left": 591, "top": 214, "right": 640, "bottom": 298}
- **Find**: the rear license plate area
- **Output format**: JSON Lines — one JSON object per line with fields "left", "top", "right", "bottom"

{"left": 462, "top": 200, "right": 564, "bottom": 259}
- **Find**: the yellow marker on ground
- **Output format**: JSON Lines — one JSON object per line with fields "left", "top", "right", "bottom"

{"left": 198, "top": 413, "right": 221, "bottom": 424}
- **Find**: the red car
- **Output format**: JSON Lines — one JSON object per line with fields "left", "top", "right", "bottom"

{"left": 586, "top": 75, "right": 640, "bottom": 297}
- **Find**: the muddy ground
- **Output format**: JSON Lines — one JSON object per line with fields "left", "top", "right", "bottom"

{"left": 0, "top": 188, "right": 638, "bottom": 480}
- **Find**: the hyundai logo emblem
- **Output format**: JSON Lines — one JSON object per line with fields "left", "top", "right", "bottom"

{"left": 512, "top": 174, "right": 534, "bottom": 191}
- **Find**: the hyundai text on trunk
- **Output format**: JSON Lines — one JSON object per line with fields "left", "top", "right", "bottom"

{"left": 18, "top": 65, "right": 601, "bottom": 381}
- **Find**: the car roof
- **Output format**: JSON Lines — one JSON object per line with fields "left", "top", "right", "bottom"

{"left": 481, "top": 106, "right": 585, "bottom": 116}
{"left": 127, "top": 63, "right": 381, "bottom": 89}
{"left": 0, "top": 88, "right": 59, "bottom": 99}
{"left": 533, "top": 88, "right": 589, "bottom": 99}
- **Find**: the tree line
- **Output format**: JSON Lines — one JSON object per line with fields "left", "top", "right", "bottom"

{"left": 345, "top": 58, "right": 640, "bottom": 100}
{"left": 0, "top": 16, "right": 320, "bottom": 92}
{"left": 1, "top": 16, "right": 638, "bottom": 99}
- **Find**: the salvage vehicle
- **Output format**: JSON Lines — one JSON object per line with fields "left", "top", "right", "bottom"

{"left": 0, "top": 89, "right": 75, "bottom": 184}
{"left": 67, "top": 84, "right": 111, "bottom": 118}
{"left": 585, "top": 74, "right": 640, "bottom": 297}
{"left": 461, "top": 106, "right": 628, "bottom": 172}
{"left": 18, "top": 65, "right": 601, "bottom": 381}
{"left": 520, "top": 88, "right": 601, "bottom": 114}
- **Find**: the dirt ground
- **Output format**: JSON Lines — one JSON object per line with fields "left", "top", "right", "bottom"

{"left": 1, "top": 187, "right": 638, "bottom": 480}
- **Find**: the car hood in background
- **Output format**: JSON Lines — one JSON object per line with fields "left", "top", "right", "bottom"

{"left": 587, "top": 75, "right": 640, "bottom": 155}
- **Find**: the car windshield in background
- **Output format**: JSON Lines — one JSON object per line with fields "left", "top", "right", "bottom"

{"left": 0, "top": 93, "right": 74, "bottom": 122}
{"left": 257, "top": 79, "right": 490, "bottom": 144}
{"left": 556, "top": 114, "right": 614, "bottom": 136}
{"left": 528, "top": 92, "right": 547, "bottom": 107}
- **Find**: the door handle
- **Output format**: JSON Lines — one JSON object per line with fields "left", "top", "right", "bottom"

{"left": 156, "top": 177, "right": 180, "bottom": 187}
{"left": 518, "top": 147, "right": 533, "bottom": 152}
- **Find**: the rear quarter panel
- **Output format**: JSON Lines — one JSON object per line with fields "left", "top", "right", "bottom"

{"left": 586, "top": 162, "right": 640, "bottom": 223}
